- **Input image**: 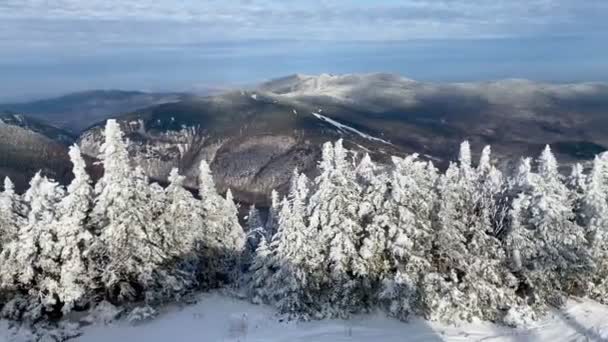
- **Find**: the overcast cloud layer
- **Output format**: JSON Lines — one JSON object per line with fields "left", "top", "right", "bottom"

{"left": 2, "top": 0, "right": 607, "bottom": 44}
{"left": 0, "top": 1, "right": 607, "bottom": 101}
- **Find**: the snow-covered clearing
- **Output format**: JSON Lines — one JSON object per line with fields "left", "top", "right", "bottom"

{"left": 312, "top": 112, "right": 392, "bottom": 145}
{"left": 69, "top": 292, "right": 608, "bottom": 342}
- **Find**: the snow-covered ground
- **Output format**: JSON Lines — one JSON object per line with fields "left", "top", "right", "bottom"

{"left": 312, "top": 112, "right": 393, "bottom": 145}
{"left": 53, "top": 292, "right": 608, "bottom": 342}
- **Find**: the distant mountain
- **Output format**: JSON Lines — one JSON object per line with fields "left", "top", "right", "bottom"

{"left": 78, "top": 74, "right": 608, "bottom": 204}
{"left": 0, "top": 112, "right": 76, "bottom": 191}
{"left": 0, "top": 90, "right": 188, "bottom": 133}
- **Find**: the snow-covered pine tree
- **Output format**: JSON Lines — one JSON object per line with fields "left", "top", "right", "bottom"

{"left": 265, "top": 190, "right": 280, "bottom": 239}
{"left": 583, "top": 155, "right": 608, "bottom": 301}
{"left": 507, "top": 146, "right": 592, "bottom": 311}
{"left": 88, "top": 120, "right": 168, "bottom": 303}
{"left": 422, "top": 142, "right": 479, "bottom": 321}
{"left": 0, "top": 177, "right": 21, "bottom": 250}
{"left": 265, "top": 193, "right": 322, "bottom": 319}
{"left": 51, "top": 145, "right": 94, "bottom": 313}
{"left": 197, "top": 160, "right": 246, "bottom": 284}
{"left": 355, "top": 153, "right": 388, "bottom": 280}
{"left": 248, "top": 170, "right": 315, "bottom": 312}
{"left": 307, "top": 140, "right": 367, "bottom": 317}
{"left": 161, "top": 168, "right": 202, "bottom": 259}
{"left": 247, "top": 235, "right": 273, "bottom": 304}
{"left": 245, "top": 204, "right": 265, "bottom": 255}
{"left": 220, "top": 189, "right": 246, "bottom": 276}
{"left": 0, "top": 172, "right": 65, "bottom": 315}
{"left": 423, "top": 142, "right": 520, "bottom": 322}
{"left": 466, "top": 146, "right": 521, "bottom": 322}
{"left": 566, "top": 163, "right": 589, "bottom": 237}
{"left": 379, "top": 154, "right": 437, "bottom": 320}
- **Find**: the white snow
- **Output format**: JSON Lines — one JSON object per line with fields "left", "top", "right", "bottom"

{"left": 251, "top": 94, "right": 258, "bottom": 100}
{"left": 67, "top": 293, "right": 608, "bottom": 342}
{"left": 292, "top": 109, "right": 298, "bottom": 115}
{"left": 423, "top": 154, "right": 443, "bottom": 162}
{"left": 312, "top": 112, "right": 392, "bottom": 145}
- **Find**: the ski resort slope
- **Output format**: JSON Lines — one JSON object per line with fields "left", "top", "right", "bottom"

{"left": 76, "top": 292, "right": 608, "bottom": 342}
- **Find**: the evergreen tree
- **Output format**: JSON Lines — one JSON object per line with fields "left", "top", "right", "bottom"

{"left": 247, "top": 235, "right": 273, "bottom": 304}
{"left": 0, "top": 177, "right": 20, "bottom": 250}
{"left": 583, "top": 156, "right": 608, "bottom": 301}
{"left": 88, "top": 120, "right": 168, "bottom": 303}
{"left": 0, "top": 172, "right": 65, "bottom": 312}
{"left": 52, "top": 145, "right": 94, "bottom": 313}
{"left": 424, "top": 143, "right": 520, "bottom": 322}
{"left": 307, "top": 140, "right": 366, "bottom": 316}
{"left": 265, "top": 190, "right": 280, "bottom": 239}
{"left": 379, "top": 154, "right": 437, "bottom": 320}
{"left": 245, "top": 204, "right": 264, "bottom": 254}
{"left": 161, "top": 168, "right": 202, "bottom": 258}
{"left": 507, "top": 146, "right": 592, "bottom": 310}
{"left": 268, "top": 196, "right": 321, "bottom": 318}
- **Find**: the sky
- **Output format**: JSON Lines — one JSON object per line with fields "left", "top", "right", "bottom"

{"left": 1, "top": 0, "right": 607, "bottom": 101}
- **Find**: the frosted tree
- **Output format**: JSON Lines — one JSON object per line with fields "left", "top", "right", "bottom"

{"left": 89, "top": 119, "right": 131, "bottom": 233}
{"left": 247, "top": 235, "right": 273, "bottom": 304}
{"left": 423, "top": 142, "right": 519, "bottom": 322}
{"left": 582, "top": 156, "right": 608, "bottom": 300}
{"left": 197, "top": 169, "right": 246, "bottom": 284}
{"left": 476, "top": 146, "right": 506, "bottom": 236}
{"left": 355, "top": 153, "right": 387, "bottom": 279}
{"left": 221, "top": 189, "right": 246, "bottom": 256}
{"left": 567, "top": 163, "right": 587, "bottom": 227}
{"left": 265, "top": 190, "right": 280, "bottom": 239}
{"left": 265, "top": 193, "right": 323, "bottom": 318}
{"left": 51, "top": 145, "right": 94, "bottom": 313}
{"left": 0, "top": 177, "right": 21, "bottom": 250}
{"left": 245, "top": 204, "right": 265, "bottom": 256}
{"left": 0, "top": 172, "right": 65, "bottom": 313}
{"left": 161, "top": 168, "right": 202, "bottom": 258}
{"left": 379, "top": 154, "right": 438, "bottom": 320}
{"left": 88, "top": 120, "right": 167, "bottom": 303}
{"left": 197, "top": 161, "right": 245, "bottom": 254}
{"left": 307, "top": 140, "right": 367, "bottom": 316}
{"left": 507, "top": 146, "right": 592, "bottom": 310}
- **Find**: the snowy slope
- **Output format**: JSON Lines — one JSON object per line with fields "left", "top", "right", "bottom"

{"left": 71, "top": 292, "right": 608, "bottom": 342}
{"left": 312, "top": 112, "right": 392, "bottom": 145}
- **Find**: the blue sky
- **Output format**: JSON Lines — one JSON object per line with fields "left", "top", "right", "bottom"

{"left": 1, "top": 0, "right": 607, "bottom": 101}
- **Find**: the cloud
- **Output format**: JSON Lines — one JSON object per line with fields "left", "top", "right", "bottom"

{"left": 0, "top": 0, "right": 606, "bottom": 101}
{"left": 1, "top": 0, "right": 606, "bottom": 44}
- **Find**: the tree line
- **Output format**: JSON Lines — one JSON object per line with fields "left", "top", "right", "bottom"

{"left": 1, "top": 119, "right": 607, "bottom": 326}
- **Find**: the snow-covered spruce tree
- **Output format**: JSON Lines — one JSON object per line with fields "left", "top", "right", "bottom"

{"left": 567, "top": 163, "right": 587, "bottom": 227}
{"left": 245, "top": 204, "right": 264, "bottom": 257}
{"left": 248, "top": 170, "right": 323, "bottom": 319}
{"left": 0, "top": 177, "right": 21, "bottom": 250}
{"left": 197, "top": 160, "right": 246, "bottom": 285}
{"left": 583, "top": 155, "right": 608, "bottom": 301}
{"left": 378, "top": 154, "right": 438, "bottom": 321}
{"left": 50, "top": 145, "right": 94, "bottom": 314}
{"left": 161, "top": 168, "right": 203, "bottom": 260}
{"left": 269, "top": 191, "right": 324, "bottom": 318}
{"left": 506, "top": 146, "right": 592, "bottom": 311}
{"left": 88, "top": 120, "right": 170, "bottom": 303}
{"left": 0, "top": 172, "right": 65, "bottom": 318}
{"left": 265, "top": 190, "right": 280, "bottom": 239}
{"left": 422, "top": 142, "right": 520, "bottom": 323}
{"left": 355, "top": 153, "right": 388, "bottom": 280}
{"left": 247, "top": 234, "right": 273, "bottom": 304}
{"left": 307, "top": 140, "right": 367, "bottom": 317}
